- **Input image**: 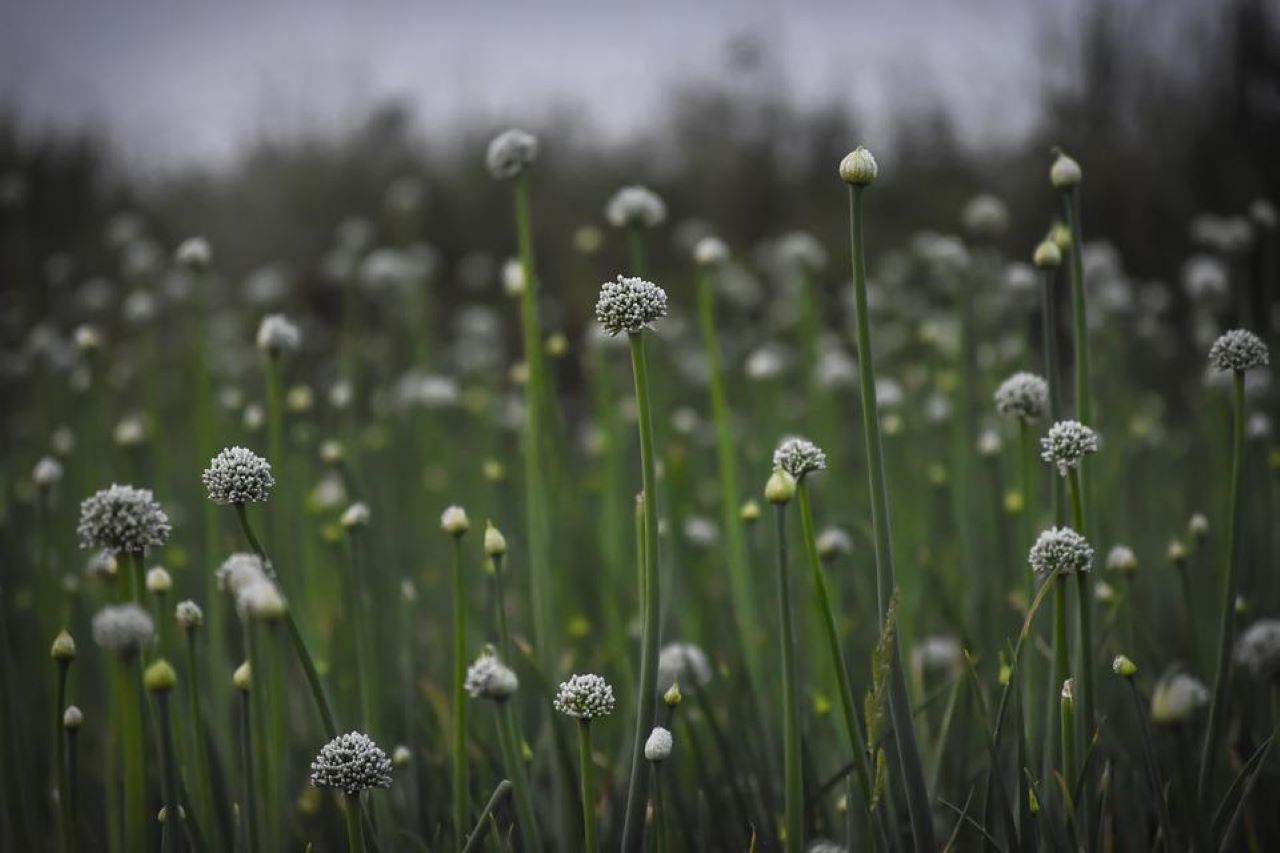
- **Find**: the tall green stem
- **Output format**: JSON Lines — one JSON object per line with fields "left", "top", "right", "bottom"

{"left": 119, "top": 657, "right": 148, "bottom": 853}
{"left": 621, "top": 330, "right": 662, "bottom": 853}
{"left": 184, "top": 630, "right": 219, "bottom": 851}
{"left": 513, "top": 174, "right": 554, "bottom": 670}
{"left": 1066, "top": 468, "right": 1095, "bottom": 839}
{"left": 344, "top": 794, "right": 366, "bottom": 853}
{"left": 1062, "top": 189, "right": 1092, "bottom": 430}
{"left": 1198, "top": 370, "right": 1246, "bottom": 802}
{"left": 56, "top": 659, "right": 73, "bottom": 853}
{"left": 154, "top": 692, "right": 181, "bottom": 853}
{"left": 797, "top": 485, "right": 876, "bottom": 827}
{"left": 577, "top": 721, "right": 598, "bottom": 852}
{"left": 452, "top": 535, "right": 469, "bottom": 852}
{"left": 497, "top": 703, "right": 542, "bottom": 852}
{"left": 239, "top": 689, "right": 257, "bottom": 853}
{"left": 774, "top": 502, "right": 803, "bottom": 850}
{"left": 846, "top": 183, "right": 936, "bottom": 853}
{"left": 695, "top": 263, "right": 761, "bottom": 708}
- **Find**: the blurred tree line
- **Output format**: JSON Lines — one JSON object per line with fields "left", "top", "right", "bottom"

{"left": 1, "top": 0, "right": 1276, "bottom": 326}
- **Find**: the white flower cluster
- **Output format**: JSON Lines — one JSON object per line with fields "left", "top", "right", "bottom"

{"left": 772, "top": 437, "right": 828, "bottom": 480}
{"left": 203, "top": 446, "right": 275, "bottom": 505}
{"left": 605, "top": 186, "right": 666, "bottom": 229}
{"left": 309, "top": 731, "right": 393, "bottom": 796}
{"left": 1208, "top": 329, "right": 1269, "bottom": 373}
{"left": 994, "top": 372, "right": 1048, "bottom": 421}
{"left": 464, "top": 651, "right": 519, "bottom": 701}
{"left": 486, "top": 129, "right": 539, "bottom": 180}
{"left": 1040, "top": 420, "right": 1099, "bottom": 476}
{"left": 594, "top": 275, "right": 668, "bottom": 336}
{"left": 92, "top": 604, "right": 155, "bottom": 656}
{"left": 553, "top": 673, "right": 616, "bottom": 720}
{"left": 77, "top": 484, "right": 172, "bottom": 554}
{"left": 1029, "top": 526, "right": 1093, "bottom": 576}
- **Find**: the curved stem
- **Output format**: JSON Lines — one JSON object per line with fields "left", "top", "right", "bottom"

{"left": 775, "top": 503, "right": 803, "bottom": 850}
{"left": 1199, "top": 370, "right": 1246, "bottom": 803}
{"left": 621, "top": 331, "right": 662, "bottom": 853}
{"left": 847, "top": 183, "right": 936, "bottom": 853}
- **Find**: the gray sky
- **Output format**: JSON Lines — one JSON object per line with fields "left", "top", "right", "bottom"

{"left": 2, "top": 0, "right": 1074, "bottom": 171}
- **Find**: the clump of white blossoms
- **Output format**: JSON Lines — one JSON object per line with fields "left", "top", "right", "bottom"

{"left": 309, "top": 731, "right": 393, "bottom": 796}
{"left": 77, "top": 484, "right": 172, "bottom": 554}
{"left": 175, "top": 600, "right": 204, "bottom": 630}
{"left": 256, "top": 314, "right": 301, "bottom": 357}
{"left": 772, "top": 437, "right": 828, "bottom": 480}
{"left": 694, "top": 236, "right": 729, "bottom": 267}
{"left": 464, "top": 650, "right": 519, "bottom": 701}
{"left": 1208, "top": 329, "right": 1269, "bottom": 373}
{"left": 1029, "top": 527, "right": 1094, "bottom": 575}
{"left": 594, "top": 275, "right": 669, "bottom": 336}
{"left": 605, "top": 186, "right": 666, "bottom": 229}
{"left": 816, "top": 527, "right": 853, "bottom": 561}
{"left": 644, "top": 726, "right": 673, "bottom": 762}
{"left": 175, "top": 237, "right": 211, "bottom": 272}
{"left": 1150, "top": 673, "right": 1209, "bottom": 725}
{"left": 657, "top": 642, "right": 712, "bottom": 693}
{"left": 1235, "top": 619, "right": 1280, "bottom": 681}
{"left": 33, "top": 455, "right": 64, "bottom": 487}
{"left": 554, "top": 673, "right": 616, "bottom": 720}
{"left": 235, "top": 577, "right": 286, "bottom": 622}
{"left": 217, "top": 553, "right": 269, "bottom": 594}
{"left": 961, "top": 193, "right": 1010, "bottom": 239}
{"left": 203, "top": 447, "right": 275, "bottom": 505}
{"left": 1040, "top": 420, "right": 1100, "bottom": 476}
{"left": 994, "top": 372, "right": 1049, "bottom": 421}
{"left": 1105, "top": 545, "right": 1137, "bottom": 575}
{"left": 485, "top": 129, "right": 539, "bottom": 180}
{"left": 92, "top": 603, "right": 155, "bottom": 657}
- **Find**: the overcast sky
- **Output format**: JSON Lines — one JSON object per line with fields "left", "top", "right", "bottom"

{"left": 2, "top": 0, "right": 1083, "bottom": 171}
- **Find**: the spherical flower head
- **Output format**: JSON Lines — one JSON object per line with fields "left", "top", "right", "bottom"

{"left": 236, "top": 578, "right": 286, "bottom": 622}
{"left": 203, "top": 446, "right": 275, "bottom": 505}
{"left": 392, "top": 745, "right": 412, "bottom": 767}
{"left": 594, "top": 275, "right": 668, "bottom": 336}
{"left": 605, "top": 186, "right": 666, "bottom": 229}
{"left": 309, "top": 731, "right": 393, "bottom": 796}
{"left": 1033, "top": 240, "right": 1062, "bottom": 269}
{"left": 175, "top": 600, "right": 204, "bottom": 630}
{"left": 485, "top": 129, "right": 539, "bottom": 180}
{"left": 839, "top": 146, "right": 878, "bottom": 185}
{"left": 146, "top": 567, "right": 172, "bottom": 594}
{"left": 92, "top": 603, "right": 155, "bottom": 656}
{"left": 63, "top": 705, "right": 84, "bottom": 730}
{"left": 1050, "top": 149, "right": 1082, "bottom": 189}
{"left": 1105, "top": 545, "right": 1137, "bottom": 575}
{"left": 740, "top": 499, "right": 762, "bottom": 523}
{"left": 1029, "top": 526, "right": 1093, "bottom": 576}
{"left": 694, "top": 236, "right": 729, "bottom": 267}
{"left": 256, "top": 314, "right": 301, "bottom": 357}
{"left": 464, "top": 651, "right": 519, "bottom": 701}
{"left": 772, "top": 436, "right": 827, "bottom": 480}
{"left": 816, "top": 527, "right": 853, "bottom": 561}
{"left": 51, "top": 629, "right": 77, "bottom": 661}
{"left": 144, "top": 658, "right": 177, "bottom": 693}
{"left": 1040, "top": 420, "right": 1100, "bottom": 476}
{"left": 776, "top": 231, "right": 828, "bottom": 273}
{"left": 1188, "top": 512, "right": 1209, "bottom": 541}
{"left": 1150, "top": 673, "right": 1209, "bottom": 724}
{"left": 1235, "top": 619, "right": 1280, "bottom": 681}
{"left": 78, "top": 484, "right": 172, "bottom": 554}
{"left": 657, "top": 642, "right": 712, "bottom": 694}
{"left": 441, "top": 505, "right": 470, "bottom": 537}
{"left": 341, "top": 502, "right": 371, "bottom": 530}
{"left": 33, "top": 455, "right": 64, "bottom": 487}
{"left": 994, "top": 372, "right": 1049, "bottom": 421}
{"left": 554, "top": 673, "right": 616, "bottom": 720}
{"left": 644, "top": 726, "right": 673, "bottom": 762}
{"left": 217, "top": 552, "right": 267, "bottom": 595}
{"left": 1208, "top": 329, "right": 1269, "bottom": 373}
{"left": 961, "top": 194, "right": 1010, "bottom": 239}
{"left": 175, "top": 237, "right": 211, "bottom": 272}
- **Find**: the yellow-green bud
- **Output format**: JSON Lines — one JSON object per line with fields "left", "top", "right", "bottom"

{"left": 1167, "top": 540, "right": 1187, "bottom": 562}
{"left": 1033, "top": 240, "right": 1061, "bottom": 269}
{"left": 146, "top": 566, "right": 172, "bottom": 594}
{"left": 1112, "top": 654, "right": 1137, "bottom": 677}
{"left": 1060, "top": 678, "right": 1074, "bottom": 708}
{"left": 839, "top": 146, "right": 879, "bottom": 186}
{"left": 545, "top": 332, "right": 569, "bottom": 358}
{"left": 739, "top": 500, "right": 761, "bottom": 524}
{"left": 484, "top": 521, "right": 507, "bottom": 557}
{"left": 393, "top": 745, "right": 412, "bottom": 767}
{"left": 1188, "top": 513, "right": 1209, "bottom": 541}
{"left": 63, "top": 705, "right": 84, "bottom": 729}
{"left": 144, "top": 658, "right": 177, "bottom": 693}
{"left": 233, "top": 661, "right": 251, "bottom": 691}
{"left": 1050, "top": 222, "right": 1071, "bottom": 252}
{"left": 1050, "top": 149, "right": 1082, "bottom": 189}
{"left": 482, "top": 459, "right": 505, "bottom": 482}
{"left": 51, "top": 629, "right": 77, "bottom": 662}
{"left": 441, "top": 505, "right": 470, "bottom": 537}
{"left": 765, "top": 468, "right": 796, "bottom": 505}
{"left": 663, "top": 681, "right": 683, "bottom": 708}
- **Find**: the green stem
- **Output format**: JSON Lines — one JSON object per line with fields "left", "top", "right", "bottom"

{"left": 1062, "top": 188, "right": 1092, "bottom": 429}
{"left": 244, "top": 623, "right": 272, "bottom": 851}
{"left": 1198, "top": 370, "right": 1246, "bottom": 803}
{"left": 497, "top": 703, "right": 542, "bottom": 852}
{"left": 56, "top": 660, "right": 73, "bottom": 853}
{"left": 847, "top": 183, "right": 936, "bottom": 853}
{"left": 621, "top": 330, "right": 662, "bottom": 853}
{"left": 774, "top": 503, "right": 803, "bottom": 851}
{"left": 119, "top": 656, "right": 148, "bottom": 853}
{"left": 578, "top": 721, "right": 598, "bottom": 853}
{"left": 184, "top": 630, "right": 219, "bottom": 851}
{"left": 513, "top": 174, "right": 554, "bottom": 671}
{"left": 239, "top": 689, "right": 257, "bottom": 853}
{"left": 797, "top": 485, "right": 876, "bottom": 827}
{"left": 344, "top": 793, "right": 365, "bottom": 853}
{"left": 155, "top": 693, "right": 181, "bottom": 853}
{"left": 452, "top": 534, "right": 469, "bottom": 852}
{"left": 1055, "top": 587, "right": 1075, "bottom": 792}
{"left": 695, "top": 263, "right": 762, "bottom": 710}
{"left": 346, "top": 531, "right": 376, "bottom": 730}
{"left": 1066, "top": 469, "right": 1095, "bottom": 794}
{"left": 462, "top": 780, "right": 513, "bottom": 853}
{"left": 1126, "top": 680, "right": 1176, "bottom": 850}
{"left": 491, "top": 553, "right": 512, "bottom": 663}
{"left": 232, "top": 502, "right": 339, "bottom": 738}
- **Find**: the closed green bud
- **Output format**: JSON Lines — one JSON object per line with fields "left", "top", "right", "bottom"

{"left": 1112, "top": 654, "right": 1137, "bottom": 677}
{"left": 233, "top": 661, "right": 251, "bottom": 691}
{"left": 663, "top": 681, "right": 682, "bottom": 708}
{"left": 484, "top": 521, "right": 507, "bottom": 557}
{"left": 144, "top": 658, "right": 177, "bottom": 693}
{"left": 765, "top": 468, "right": 796, "bottom": 505}
{"left": 1033, "top": 240, "right": 1061, "bottom": 269}
{"left": 51, "top": 629, "right": 77, "bottom": 662}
